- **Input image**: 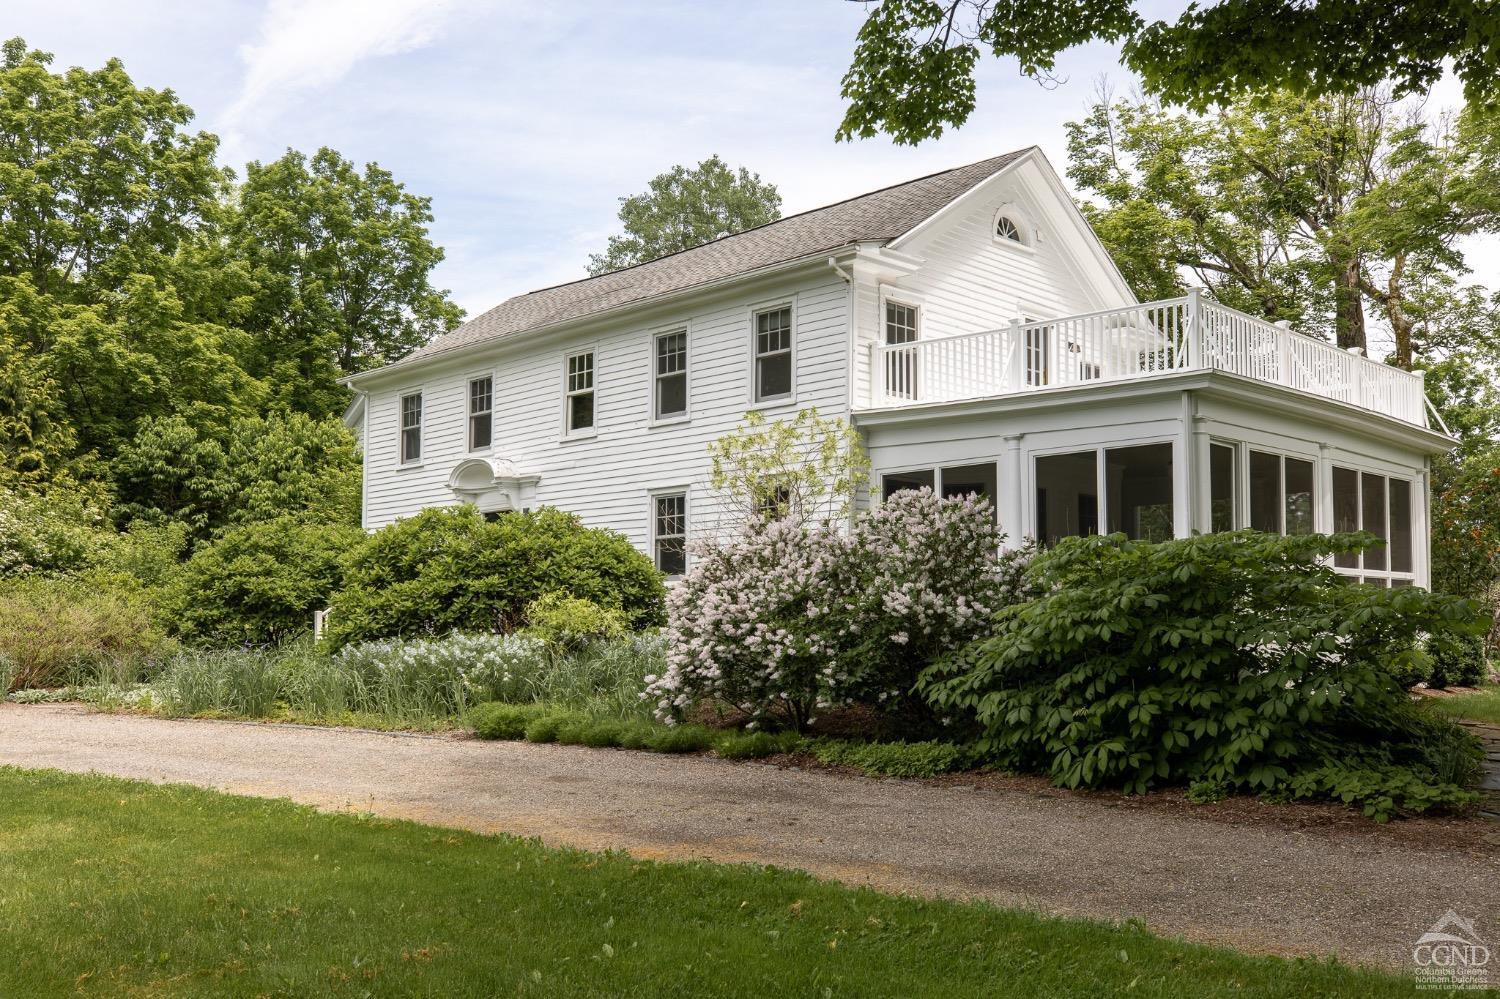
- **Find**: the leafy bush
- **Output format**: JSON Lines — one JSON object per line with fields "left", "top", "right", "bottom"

{"left": 643, "top": 724, "right": 716, "bottom": 754}
{"left": 810, "top": 739, "right": 972, "bottom": 778}
{"left": 923, "top": 532, "right": 1486, "bottom": 820}
{"left": 0, "top": 576, "right": 172, "bottom": 690}
{"left": 165, "top": 517, "right": 364, "bottom": 645}
{"left": 326, "top": 506, "right": 665, "bottom": 648}
{"left": 0, "top": 486, "right": 112, "bottom": 577}
{"left": 1427, "top": 631, "right": 1490, "bottom": 688}
{"left": 650, "top": 489, "right": 1028, "bottom": 730}
{"left": 523, "top": 592, "right": 628, "bottom": 651}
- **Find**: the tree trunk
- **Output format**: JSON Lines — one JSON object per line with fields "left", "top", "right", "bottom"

{"left": 1333, "top": 256, "right": 1368, "bottom": 353}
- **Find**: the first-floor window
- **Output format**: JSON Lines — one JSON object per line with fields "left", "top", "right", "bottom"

{"left": 1332, "top": 466, "right": 1414, "bottom": 585}
{"left": 468, "top": 375, "right": 493, "bottom": 450}
{"left": 565, "top": 351, "right": 595, "bottom": 433}
{"left": 653, "top": 493, "right": 686, "bottom": 577}
{"left": 1035, "top": 450, "right": 1099, "bottom": 545}
{"left": 1209, "top": 443, "right": 1235, "bottom": 533}
{"left": 1105, "top": 443, "right": 1174, "bottom": 542}
{"left": 399, "top": 392, "right": 422, "bottom": 464}
{"left": 1249, "top": 450, "right": 1314, "bottom": 535}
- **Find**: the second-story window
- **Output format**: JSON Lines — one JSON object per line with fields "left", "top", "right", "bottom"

{"left": 884, "top": 301, "right": 919, "bottom": 400}
{"left": 654, "top": 329, "right": 687, "bottom": 419}
{"left": 565, "top": 351, "right": 595, "bottom": 433}
{"left": 468, "top": 375, "right": 493, "bottom": 450}
{"left": 399, "top": 392, "right": 422, "bottom": 464}
{"left": 754, "top": 306, "right": 793, "bottom": 402}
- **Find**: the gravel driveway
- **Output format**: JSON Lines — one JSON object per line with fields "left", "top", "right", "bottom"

{"left": 3, "top": 702, "right": 1497, "bottom": 971}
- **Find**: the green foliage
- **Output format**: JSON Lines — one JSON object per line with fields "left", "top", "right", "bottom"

{"left": 0, "top": 485, "right": 113, "bottom": 577}
{"left": 1428, "top": 631, "right": 1490, "bottom": 689}
{"left": 587, "top": 156, "right": 781, "bottom": 276}
{"left": 1066, "top": 91, "right": 1498, "bottom": 358}
{"left": 113, "top": 412, "right": 361, "bottom": 537}
{"left": 470, "top": 701, "right": 552, "bottom": 740}
{"left": 836, "top": 2, "right": 1498, "bottom": 145}
{"left": 165, "top": 518, "right": 364, "bottom": 646}
{"left": 643, "top": 724, "right": 717, "bottom": 754}
{"left": 810, "top": 739, "right": 971, "bottom": 779}
{"left": 327, "top": 506, "right": 665, "bottom": 648}
{"left": 223, "top": 147, "right": 463, "bottom": 416}
{"left": 523, "top": 592, "right": 629, "bottom": 652}
{"left": 713, "top": 730, "right": 802, "bottom": 760}
{"left": 707, "top": 407, "right": 869, "bottom": 529}
{"left": 924, "top": 532, "right": 1486, "bottom": 820}
{"left": 0, "top": 576, "right": 172, "bottom": 690}
{"left": 1431, "top": 441, "right": 1500, "bottom": 600}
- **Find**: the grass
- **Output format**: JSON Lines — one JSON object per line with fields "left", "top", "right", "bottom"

{"left": 0, "top": 767, "right": 1422, "bottom": 998}
{"left": 1422, "top": 684, "right": 1500, "bottom": 725}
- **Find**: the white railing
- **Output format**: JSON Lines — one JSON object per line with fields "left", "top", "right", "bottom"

{"left": 866, "top": 293, "right": 1429, "bottom": 427}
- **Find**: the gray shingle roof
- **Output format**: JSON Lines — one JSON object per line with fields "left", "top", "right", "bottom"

{"left": 402, "top": 149, "right": 1031, "bottom": 367}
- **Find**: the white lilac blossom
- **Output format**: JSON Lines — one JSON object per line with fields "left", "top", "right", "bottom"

{"left": 647, "top": 488, "right": 1030, "bottom": 729}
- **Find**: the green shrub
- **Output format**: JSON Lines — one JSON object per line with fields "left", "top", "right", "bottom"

{"left": 810, "top": 739, "right": 971, "bottom": 778}
{"left": 1428, "top": 631, "right": 1490, "bottom": 688}
{"left": 524, "top": 711, "right": 586, "bottom": 744}
{"left": 643, "top": 724, "right": 716, "bottom": 754}
{"left": 0, "top": 576, "right": 172, "bottom": 690}
{"left": 470, "top": 702, "right": 550, "bottom": 740}
{"left": 617, "top": 723, "right": 660, "bottom": 750}
{"left": 578, "top": 720, "right": 627, "bottom": 748}
{"left": 326, "top": 506, "right": 665, "bottom": 649}
{"left": 166, "top": 517, "right": 364, "bottom": 646}
{"left": 0, "top": 485, "right": 113, "bottom": 578}
{"left": 924, "top": 532, "right": 1487, "bottom": 820}
{"left": 523, "top": 592, "right": 629, "bottom": 651}
{"left": 714, "top": 730, "right": 803, "bottom": 760}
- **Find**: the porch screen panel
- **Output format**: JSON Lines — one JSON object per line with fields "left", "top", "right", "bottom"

{"left": 1362, "top": 472, "right": 1387, "bottom": 571}
{"left": 1284, "top": 458, "right": 1314, "bottom": 535}
{"left": 1389, "top": 479, "right": 1413, "bottom": 573}
{"left": 882, "top": 469, "right": 934, "bottom": 500}
{"left": 1035, "top": 451, "right": 1098, "bottom": 545}
{"left": 940, "top": 463, "right": 998, "bottom": 523}
{"left": 1248, "top": 450, "right": 1280, "bottom": 533}
{"left": 1332, "top": 466, "right": 1360, "bottom": 569}
{"left": 1209, "top": 443, "right": 1234, "bottom": 532}
{"left": 1105, "top": 444, "right": 1173, "bottom": 542}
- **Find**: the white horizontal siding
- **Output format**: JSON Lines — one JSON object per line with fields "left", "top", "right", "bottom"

{"left": 363, "top": 274, "right": 851, "bottom": 559}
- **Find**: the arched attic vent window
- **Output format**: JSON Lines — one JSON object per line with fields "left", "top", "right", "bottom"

{"left": 995, "top": 215, "right": 1024, "bottom": 243}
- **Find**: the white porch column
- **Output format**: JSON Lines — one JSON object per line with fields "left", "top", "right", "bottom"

{"left": 1175, "top": 392, "right": 1197, "bottom": 538}
{"left": 1001, "top": 433, "right": 1024, "bottom": 547}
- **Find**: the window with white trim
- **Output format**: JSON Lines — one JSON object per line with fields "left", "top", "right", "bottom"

{"left": 1248, "top": 450, "right": 1315, "bottom": 536}
{"left": 653, "top": 492, "right": 686, "bottom": 577}
{"left": 399, "top": 392, "right": 422, "bottom": 464}
{"left": 1332, "top": 466, "right": 1415, "bottom": 586}
{"left": 753, "top": 306, "right": 793, "bottom": 401}
{"left": 884, "top": 301, "right": 919, "bottom": 400}
{"left": 468, "top": 375, "right": 493, "bottom": 451}
{"left": 565, "top": 351, "right": 595, "bottom": 433}
{"left": 654, "top": 329, "right": 687, "bottom": 419}
{"left": 1024, "top": 325, "right": 1050, "bottom": 386}
{"left": 995, "top": 216, "right": 1023, "bottom": 243}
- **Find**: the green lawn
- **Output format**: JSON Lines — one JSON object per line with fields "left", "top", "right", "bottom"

{"left": 0, "top": 768, "right": 1419, "bottom": 998}
{"left": 1422, "top": 685, "right": 1500, "bottom": 725}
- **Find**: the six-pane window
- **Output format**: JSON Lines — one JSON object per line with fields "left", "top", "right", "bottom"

{"left": 399, "top": 392, "right": 422, "bottom": 464}
{"left": 565, "top": 351, "right": 595, "bottom": 433}
{"left": 753, "top": 306, "right": 793, "bottom": 401}
{"left": 654, "top": 493, "right": 686, "bottom": 576}
{"left": 654, "top": 330, "right": 688, "bottom": 419}
{"left": 884, "top": 302, "right": 918, "bottom": 399}
{"left": 468, "top": 376, "right": 493, "bottom": 451}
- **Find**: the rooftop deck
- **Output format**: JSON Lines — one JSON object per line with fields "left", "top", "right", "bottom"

{"left": 865, "top": 294, "right": 1433, "bottom": 428}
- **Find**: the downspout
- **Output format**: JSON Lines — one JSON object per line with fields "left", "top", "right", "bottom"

{"left": 828, "top": 255, "right": 860, "bottom": 534}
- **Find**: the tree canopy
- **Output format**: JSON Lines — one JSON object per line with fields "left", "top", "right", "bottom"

{"left": 587, "top": 156, "right": 782, "bottom": 276}
{"left": 837, "top": 0, "right": 1500, "bottom": 145}
{"left": 0, "top": 37, "right": 459, "bottom": 520}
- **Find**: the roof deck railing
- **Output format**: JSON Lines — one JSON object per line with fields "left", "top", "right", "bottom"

{"left": 866, "top": 291, "right": 1430, "bottom": 427}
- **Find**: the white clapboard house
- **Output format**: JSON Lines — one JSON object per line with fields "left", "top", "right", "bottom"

{"left": 343, "top": 148, "right": 1451, "bottom": 587}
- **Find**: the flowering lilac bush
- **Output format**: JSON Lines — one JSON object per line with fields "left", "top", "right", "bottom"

{"left": 647, "top": 489, "right": 1029, "bottom": 730}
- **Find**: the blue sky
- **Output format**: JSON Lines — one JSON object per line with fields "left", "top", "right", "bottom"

{"left": 7, "top": 0, "right": 1492, "bottom": 333}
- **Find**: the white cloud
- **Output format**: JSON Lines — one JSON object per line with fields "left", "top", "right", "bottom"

{"left": 223, "top": 0, "right": 464, "bottom": 136}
